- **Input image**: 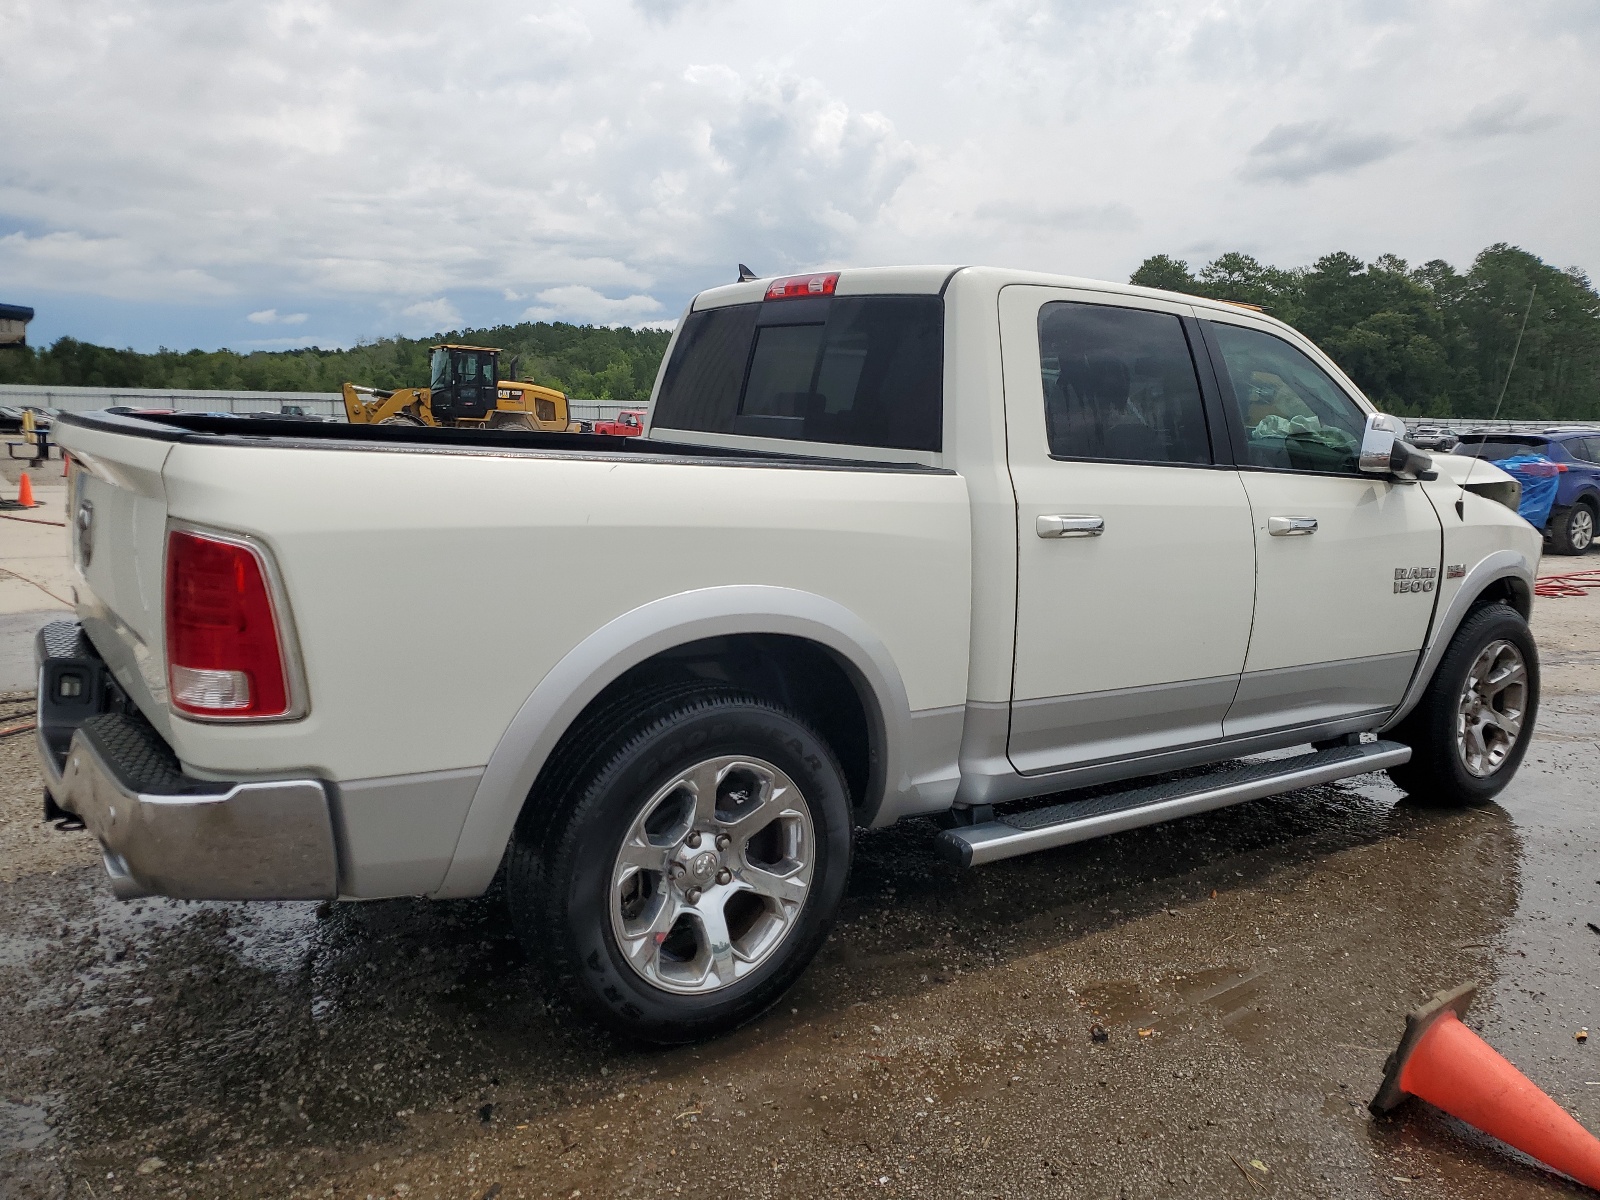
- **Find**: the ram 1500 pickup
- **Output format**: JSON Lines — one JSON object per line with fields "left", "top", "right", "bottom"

{"left": 37, "top": 266, "right": 1541, "bottom": 1041}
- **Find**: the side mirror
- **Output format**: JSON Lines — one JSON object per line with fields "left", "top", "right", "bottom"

{"left": 1360, "top": 412, "right": 1434, "bottom": 481}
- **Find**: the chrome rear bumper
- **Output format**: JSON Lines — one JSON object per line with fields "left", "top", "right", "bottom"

{"left": 36, "top": 621, "right": 337, "bottom": 901}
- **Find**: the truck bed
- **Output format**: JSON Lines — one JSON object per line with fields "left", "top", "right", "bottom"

{"left": 61, "top": 410, "right": 949, "bottom": 475}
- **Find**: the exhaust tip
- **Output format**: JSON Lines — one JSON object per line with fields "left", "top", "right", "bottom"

{"left": 100, "top": 847, "right": 150, "bottom": 900}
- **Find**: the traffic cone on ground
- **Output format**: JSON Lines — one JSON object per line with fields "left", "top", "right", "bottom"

{"left": 1371, "top": 982, "right": 1600, "bottom": 1189}
{"left": 16, "top": 472, "right": 36, "bottom": 508}
{"left": 61, "top": 452, "right": 69, "bottom": 477}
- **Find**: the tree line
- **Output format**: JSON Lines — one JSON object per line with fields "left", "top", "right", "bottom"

{"left": 1131, "top": 243, "right": 1600, "bottom": 421}
{"left": 3, "top": 243, "right": 1596, "bottom": 419}
{"left": 0, "top": 320, "right": 673, "bottom": 406}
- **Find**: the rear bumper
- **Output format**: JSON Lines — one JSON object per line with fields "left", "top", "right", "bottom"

{"left": 36, "top": 621, "right": 338, "bottom": 901}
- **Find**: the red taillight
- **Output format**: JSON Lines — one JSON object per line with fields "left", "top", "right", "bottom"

{"left": 164, "top": 529, "right": 290, "bottom": 719}
{"left": 1518, "top": 461, "right": 1568, "bottom": 477}
{"left": 765, "top": 272, "right": 839, "bottom": 301}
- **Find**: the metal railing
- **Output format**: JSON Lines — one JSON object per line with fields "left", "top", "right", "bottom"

{"left": 0, "top": 383, "right": 342, "bottom": 418}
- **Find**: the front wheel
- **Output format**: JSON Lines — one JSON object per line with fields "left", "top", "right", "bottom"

{"left": 1387, "top": 603, "right": 1539, "bottom": 806}
{"left": 506, "top": 690, "right": 853, "bottom": 1043}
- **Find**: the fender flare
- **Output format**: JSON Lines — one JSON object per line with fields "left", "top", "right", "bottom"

{"left": 432, "top": 585, "right": 913, "bottom": 898}
{"left": 1379, "top": 549, "right": 1534, "bottom": 733}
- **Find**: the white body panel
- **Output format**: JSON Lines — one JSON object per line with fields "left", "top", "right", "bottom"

{"left": 998, "top": 284, "right": 1257, "bottom": 772}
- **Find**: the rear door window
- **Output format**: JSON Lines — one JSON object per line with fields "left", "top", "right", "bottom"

{"left": 1458, "top": 438, "right": 1549, "bottom": 461}
{"left": 1036, "top": 302, "right": 1213, "bottom": 464}
{"left": 653, "top": 296, "right": 943, "bottom": 452}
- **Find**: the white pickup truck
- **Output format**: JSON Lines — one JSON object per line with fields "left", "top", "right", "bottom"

{"left": 38, "top": 266, "right": 1541, "bottom": 1041}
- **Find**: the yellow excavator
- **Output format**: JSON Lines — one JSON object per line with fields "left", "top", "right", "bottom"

{"left": 342, "top": 344, "right": 579, "bottom": 432}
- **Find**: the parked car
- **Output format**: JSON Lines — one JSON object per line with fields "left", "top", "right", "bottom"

{"left": 1407, "top": 424, "right": 1459, "bottom": 453}
{"left": 0, "top": 405, "right": 53, "bottom": 433}
{"left": 38, "top": 266, "right": 1541, "bottom": 1042}
{"left": 593, "top": 409, "right": 646, "bottom": 436}
{"left": 1454, "top": 430, "right": 1600, "bottom": 554}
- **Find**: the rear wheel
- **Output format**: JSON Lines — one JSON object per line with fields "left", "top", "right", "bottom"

{"left": 506, "top": 690, "right": 853, "bottom": 1043}
{"left": 1550, "top": 501, "right": 1596, "bottom": 555}
{"left": 1387, "top": 603, "right": 1539, "bottom": 806}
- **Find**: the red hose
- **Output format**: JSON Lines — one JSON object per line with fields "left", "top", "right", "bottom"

{"left": 1535, "top": 570, "right": 1600, "bottom": 598}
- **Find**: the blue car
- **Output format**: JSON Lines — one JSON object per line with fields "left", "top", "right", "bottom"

{"left": 1456, "top": 429, "right": 1600, "bottom": 555}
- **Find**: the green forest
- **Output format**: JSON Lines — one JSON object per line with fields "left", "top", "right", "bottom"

{"left": 1130, "top": 243, "right": 1600, "bottom": 421}
{"left": 3, "top": 243, "right": 1597, "bottom": 418}
{"left": 0, "top": 321, "right": 674, "bottom": 405}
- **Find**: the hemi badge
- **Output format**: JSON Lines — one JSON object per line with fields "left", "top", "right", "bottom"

{"left": 1446, "top": 564, "right": 1466, "bottom": 579}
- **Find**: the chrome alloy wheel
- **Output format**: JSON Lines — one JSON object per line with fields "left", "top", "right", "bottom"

{"left": 1572, "top": 506, "right": 1595, "bottom": 552}
{"left": 1456, "top": 639, "right": 1528, "bottom": 778}
{"left": 608, "top": 756, "right": 815, "bottom": 995}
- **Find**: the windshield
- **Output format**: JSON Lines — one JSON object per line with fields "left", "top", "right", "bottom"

{"left": 429, "top": 348, "right": 449, "bottom": 390}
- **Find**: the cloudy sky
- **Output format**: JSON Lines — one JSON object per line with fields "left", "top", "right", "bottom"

{"left": 2, "top": 0, "right": 1597, "bottom": 351}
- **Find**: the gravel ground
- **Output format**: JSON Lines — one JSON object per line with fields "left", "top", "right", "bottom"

{"left": 2, "top": 568, "right": 1597, "bottom": 1199}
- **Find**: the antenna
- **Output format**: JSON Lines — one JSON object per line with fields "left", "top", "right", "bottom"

{"left": 1461, "top": 282, "right": 1537, "bottom": 499}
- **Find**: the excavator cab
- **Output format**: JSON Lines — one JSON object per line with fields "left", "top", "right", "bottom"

{"left": 428, "top": 345, "right": 499, "bottom": 422}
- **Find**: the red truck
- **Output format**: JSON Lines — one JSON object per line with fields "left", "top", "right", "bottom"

{"left": 593, "top": 409, "right": 645, "bottom": 436}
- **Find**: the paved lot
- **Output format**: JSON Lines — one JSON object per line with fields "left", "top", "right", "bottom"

{"left": 1, "top": 510, "right": 1597, "bottom": 1198}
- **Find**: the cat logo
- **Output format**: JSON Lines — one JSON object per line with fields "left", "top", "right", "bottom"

{"left": 1394, "top": 566, "right": 1437, "bottom": 594}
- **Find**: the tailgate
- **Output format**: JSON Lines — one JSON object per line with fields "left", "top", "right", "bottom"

{"left": 56, "top": 418, "right": 176, "bottom": 739}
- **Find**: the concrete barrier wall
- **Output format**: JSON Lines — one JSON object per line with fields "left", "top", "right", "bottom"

{"left": 0, "top": 383, "right": 342, "bottom": 418}
{"left": 0, "top": 385, "right": 644, "bottom": 426}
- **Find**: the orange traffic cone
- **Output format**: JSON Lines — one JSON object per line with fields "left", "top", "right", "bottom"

{"left": 61, "top": 452, "right": 69, "bottom": 478}
{"left": 1371, "top": 982, "right": 1600, "bottom": 1189}
{"left": 16, "top": 472, "right": 35, "bottom": 508}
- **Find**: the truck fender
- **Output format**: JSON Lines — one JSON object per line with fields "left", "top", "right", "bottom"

{"left": 431, "top": 585, "right": 915, "bottom": 899}
{"left": 1379, "top": 549, "right": 1534, "bottom": 733}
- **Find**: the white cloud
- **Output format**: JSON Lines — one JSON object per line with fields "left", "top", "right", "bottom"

{"left": 399, "top": 298, "right": 462, "bottom": 333}
{"left": 247, "top": 308, "right": 308, "bottom": 325}
{"left": 0, "top": 0, "right": 1596, "bottom": 350}
{"left": 520, "top": 285, "right": 665, "bottom": 325}
{"left": 1242, "top": 122, "right": 1407, "bottom": 184}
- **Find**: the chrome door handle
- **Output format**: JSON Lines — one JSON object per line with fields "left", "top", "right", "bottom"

{"left": 1268, "top": 516, "right": 1318, "bottom": 537}
{"left": 1037, "top": 514, "right": 1104, "bottom": 539}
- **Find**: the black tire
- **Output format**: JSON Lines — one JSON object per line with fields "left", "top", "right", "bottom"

{"left": 1549, "top": 501, "right": 1596, "bottom": 556}
{"left": 1387, "top": 603, "right": 1539, "bottom": 806}
{"left": 378, "top": 414, "right": 425, "bottom": 427}
{"left": 506, "top": 689, "right": 853, "bottom": 1043}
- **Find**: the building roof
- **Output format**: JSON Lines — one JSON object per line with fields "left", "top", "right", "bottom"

{"left": 0, "top": 303, "right": 34, "bottom": 323}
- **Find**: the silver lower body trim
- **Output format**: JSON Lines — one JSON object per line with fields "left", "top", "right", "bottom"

{"left": 939, "top": 739, "right": 1412, "bottom": 867}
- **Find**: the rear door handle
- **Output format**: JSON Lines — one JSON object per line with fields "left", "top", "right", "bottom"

{"left": 1037, "top": 514, "right": 1105, "bottom": 539}
{"left": 1268, "top": 516, "right": 1318, "bottom": 537}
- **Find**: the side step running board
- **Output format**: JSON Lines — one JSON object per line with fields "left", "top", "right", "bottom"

{"left": 937, "top": 740, "right": 1411, "bottom": 868}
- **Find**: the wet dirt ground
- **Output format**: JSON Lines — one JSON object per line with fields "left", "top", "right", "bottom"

{"left": 3, "top": 565, "right": 1598, "bottom": 1199}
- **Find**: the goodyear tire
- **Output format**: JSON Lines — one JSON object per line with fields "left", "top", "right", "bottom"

{"left": 1387, "top": 603, "right": 1539, "bottom": 807}
{"left": 506, "top": 689, "right": 852, "bottom": 1043}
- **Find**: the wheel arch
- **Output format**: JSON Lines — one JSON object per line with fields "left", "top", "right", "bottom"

{"left": 432, "top": 586, "right": 914, "bottom": 898}
{"left": 1379, "top": 549, "right": 1534, "bottom": 734}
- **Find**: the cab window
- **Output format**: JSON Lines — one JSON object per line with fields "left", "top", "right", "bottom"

{"left": 1036, "top": 302, "right": 1212, "bottom": 464}
{"left": 1208, "top": 323, "right": 1366, "bottom": 474}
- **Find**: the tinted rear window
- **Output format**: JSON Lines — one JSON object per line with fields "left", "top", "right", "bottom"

{"left": 653, "top": 296, "right": 943, "bottom": 452}
{"left": 1458, "top": 437, "right": 1549, "bottom": 460}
